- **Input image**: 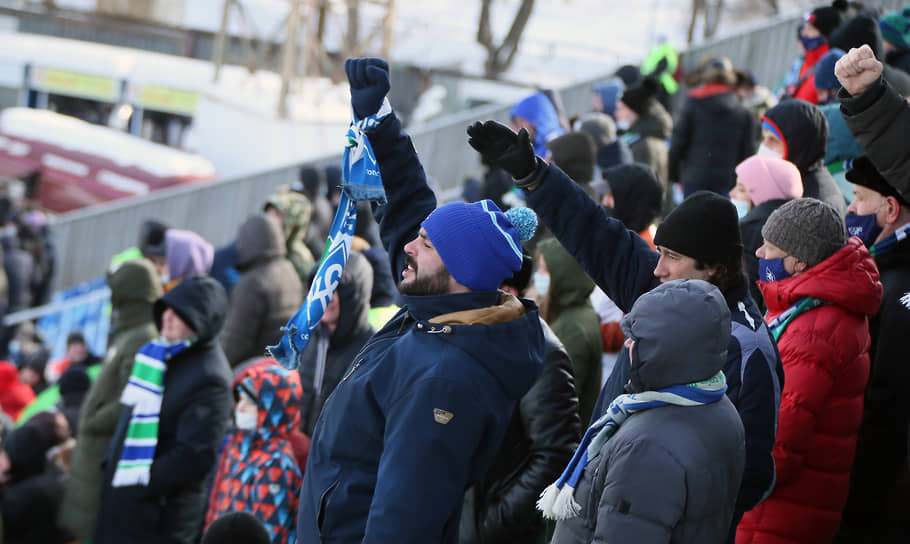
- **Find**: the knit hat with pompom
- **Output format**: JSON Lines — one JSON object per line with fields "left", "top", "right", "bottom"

{"left": 422, "top": 201, "right": 538, "bottom": 291}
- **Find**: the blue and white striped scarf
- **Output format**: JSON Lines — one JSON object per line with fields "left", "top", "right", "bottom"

{"left": 269, "top": 102, "right": 390, "bottom": 370}
{"left": 537, "top": 371, "right": 728, "bottom": 520}
{"left": 111, "top": 338, "right": 192, "bottom": 487}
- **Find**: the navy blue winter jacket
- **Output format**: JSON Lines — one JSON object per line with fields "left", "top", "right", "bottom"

{"left": 524, "top": 163, "right": 784, "bottom": 519}
{"left": 296, "top": 113, "right": 544, "bottom": 544}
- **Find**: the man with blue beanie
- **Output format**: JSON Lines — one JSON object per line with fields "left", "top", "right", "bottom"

{"left": 296, "top": 57, "right": 545, "bottom": 544}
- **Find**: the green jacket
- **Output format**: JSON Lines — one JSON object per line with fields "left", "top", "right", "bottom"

{"left": 539, "top": 238, "right": 602, "bottom": 426}
{"left": 57, "top": 258, "right": 161, "bottom": 540}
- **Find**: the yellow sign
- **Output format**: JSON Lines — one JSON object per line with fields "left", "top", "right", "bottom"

{"left": 30, "top": 67, "right": 119, "bottom": 102}
{"left": 134, "top": 84, "right": 198, "bottom": 116}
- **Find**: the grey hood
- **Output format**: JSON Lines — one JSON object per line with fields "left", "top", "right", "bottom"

{"left": 621, "top": 279, "right": 730, "bottom": 392}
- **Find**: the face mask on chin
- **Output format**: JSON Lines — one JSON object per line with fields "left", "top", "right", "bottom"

{"left": 756, "top": 144, "right": 784, "bottom": 160}
{"left": 235, "top": 410, "right": 258, "bottom": 431}
{"left": 731, "top": 198, "right": 751, "bottom": 219}
{"left": 533, "top": 272, "right": 550, "bottom": 297}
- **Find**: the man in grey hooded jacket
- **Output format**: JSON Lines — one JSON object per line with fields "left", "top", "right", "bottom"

{"left": 550, "top": 279, "right": 745, "bottom": 544}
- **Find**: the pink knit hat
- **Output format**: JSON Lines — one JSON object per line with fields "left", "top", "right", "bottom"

{"left": 734, "top": 156, "right": 803, "bottom": 206}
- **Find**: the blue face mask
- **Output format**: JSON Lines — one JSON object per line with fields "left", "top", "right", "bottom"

{"left": 845, "top": 212, "right": 884, "bottom": 247}
{"left": 800, "top": 34, "right": 826, "bottom": 52}
{"left": 758, "top": 257, "right": 792, "bottom": 282}
{"left": 731, "top": 198, "right": 751, "bottom": 219}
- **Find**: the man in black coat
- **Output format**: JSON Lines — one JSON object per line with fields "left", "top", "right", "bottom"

{"left": 96, "top": 275, "right": 233, "bottom": 544}
{"left": 835, "top": 157, "right": 910, "bottom": 542}
{"left": 459, "top": 254, "right": 581, "bottom": 544}
{"left": 669, "top": 57, "right": 755, "bottom": 197}
{"left": 297, "top": 251, "right": 375, "bottom": 436}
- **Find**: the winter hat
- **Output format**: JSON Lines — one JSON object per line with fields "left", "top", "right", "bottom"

{"left": 880, "top": 8, "right": 910, "bottom": 51}
{"left": 620, "top": 76, "right": 660, "bottom": 115}
{"left": 547, "top": 132, "right": 596, "bottom": 185}
{"left": 166, "top": 229, "right": 214, "bottom": 280}
{"left": 202, "top": 512, "right": 270, "bottom": 544}
{"left": 735, "top": 156, "right": 804, "bottom": 206}
{"left": 421, "top": 200, "right": 537, "bottom": 291}
{"left": 814, "top": 48, "right": 846, "bottom": 90}
{"left": 577, "top": 112, "right": 617, "bottom": 148}
{"left": 830, "top": 15, "right": 885, "bottom": 59}
{"left": 138, "top": 219, "right": 169, "bottom": 258}
{"left": 21, "top": 349, "right": 49, "bottom": 376}
{"left": 654, "top": 191, "right": 743, "bottom": 263}
{"left": 614, "top": 64, "right": 642, "bottom": 87}
{"left": 701, "top": 56, "right": 737, "bottom": 86}
{"left": 761, "top": 198, "right": 846, "bottom": 267}
{"left": 603, "top": 163, "right": 663, "bottom": 233}
{"left": 58, "top": 365, "right": 90, "bottom": 405}
{"left": 66, "top": 331, "right": 86, "bottom": 347}
{"left": 846, "top": 155, "right": 910, "bottom": 206}
{"left": 807, "top": 0, "right": 848, "bottom": 38}
{"left": 592, "top": 79, "right": 625, "bottom": 117}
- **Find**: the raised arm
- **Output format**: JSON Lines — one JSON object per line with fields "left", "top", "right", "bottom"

{"left": 467, "top": 121, "right": 659, "bottom": 312}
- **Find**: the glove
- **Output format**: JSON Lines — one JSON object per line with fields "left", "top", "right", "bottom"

{"left": 345, "top": 58, "right": 391, "bottom": 119}
{"left": 466, "top": 120, "right": 538, "bottom": 182}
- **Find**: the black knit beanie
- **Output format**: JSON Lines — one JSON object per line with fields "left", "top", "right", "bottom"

{"left": 620, "top": 77, "right": 660, "bottom": 115}
{"left": 654, "top": 191, "right": 743, "bottom": 263}
{"left": 808, "top": 0, "right": 848, "bottom": 38}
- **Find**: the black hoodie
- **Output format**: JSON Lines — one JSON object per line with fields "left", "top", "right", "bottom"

{"left": 829, "top": 15, "right": 910, "bottom": 97}
{"left": 97, "top": 275, "right": 233, "bottom": 544}
{"left": 763, "top": 99, "right": 847, "bottom": 216}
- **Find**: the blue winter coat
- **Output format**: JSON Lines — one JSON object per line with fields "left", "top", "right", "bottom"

{"left": 296, "top": 113, "right": 544, "bottom": 544}
{"left": 523, "top": 163, "right": 784, "bottom": 525}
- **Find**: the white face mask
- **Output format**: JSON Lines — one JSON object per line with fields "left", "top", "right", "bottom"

{"left": 235, "top": 409, "right": 258, "bottom": 431}
{"left": 533, "top": 272, "right": 551, "bottom": 297}
{"left": 756, "top": 144, "right": 783, "bottom": 160}
{"left": 731, "top": 198, "right": 751, "bottom": 219}
{"left": 616, "top": 119, "right": 631, "bottom": 131}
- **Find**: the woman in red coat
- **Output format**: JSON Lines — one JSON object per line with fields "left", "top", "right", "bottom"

{"left": 737, "top": 199, "right": 882, "bottom": 544}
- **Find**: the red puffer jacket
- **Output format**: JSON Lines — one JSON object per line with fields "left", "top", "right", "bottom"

{"left": 738, "top": 237, "right": 882, "bottom": 544}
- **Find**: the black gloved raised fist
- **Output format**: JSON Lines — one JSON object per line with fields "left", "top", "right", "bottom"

{"left": 467, "top": 120, "right": 539, "bottom": 182}
{"left": 345, "top": 58, "right": 391, "bottom": 119}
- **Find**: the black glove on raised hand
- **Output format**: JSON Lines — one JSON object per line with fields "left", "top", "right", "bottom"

{"left": 467, "top": 120, "right": 540, "bottom": 184}
{"left": 344, "top": 58, "right": 391, "bottom": 119}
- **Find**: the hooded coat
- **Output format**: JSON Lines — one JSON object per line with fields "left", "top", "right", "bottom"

{"left": 58, "top": 258, "right": 162, "bottom": 540}
{"left": 763, "top": 100, "right": 847, "bottom": 216}
{"left": 0, "top": 361, "right": 33, "bottom": 421}
{"left": 738, "top": 238, "right": 882, "bottom": 544}
{"left": 525, "top": 162, "right": 783, "bottom": 530}
{"left": 828, "top": 14, "right": 910, "bottom": 97}
{"left": 839, "top": 77, "right": 910, "bottom": 203}
{"left": 669, "top": 84, "right": 755, "bottom": 196}
{"left": 221, "top": 214, "right": 303, "bottom": 367}
{"left": 296, "top": 112, "right": 544, "bottom": 544}
{"left": 165, "top": 229, "right": 214, "bottom": 284}
{"left": 205, "top": 362, "right": 303, "bottom": 544}
{"left": 551, "top": 280, "right": 746, "bottom": 544}
{"left": 538, "top": 238, "right": 601, "bottom": 426}
{"left": 96, "top": 275, "right": 234, "bottom": 544}
{"left": 264, "top": 190, "right": 317, "bottom": 283}
{"left": 622, "top": 100, "right": 672, "bottom": 187}
{"left": 297, "top": 251, "right": 375, "bottom": 436}
{"left": 459, "top": 319, "right": 580, "bottom": 544}
{"left": 510, "top": 92, "right": 565, "bottom": 157}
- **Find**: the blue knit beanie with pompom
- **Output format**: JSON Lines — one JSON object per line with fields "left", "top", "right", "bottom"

{"left": 422, "top": 200, "right": 537, "bottom": 291}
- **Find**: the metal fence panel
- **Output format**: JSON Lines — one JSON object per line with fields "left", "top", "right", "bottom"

{"left": 49, "top": 4, "right": 904, "bottom": 291}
